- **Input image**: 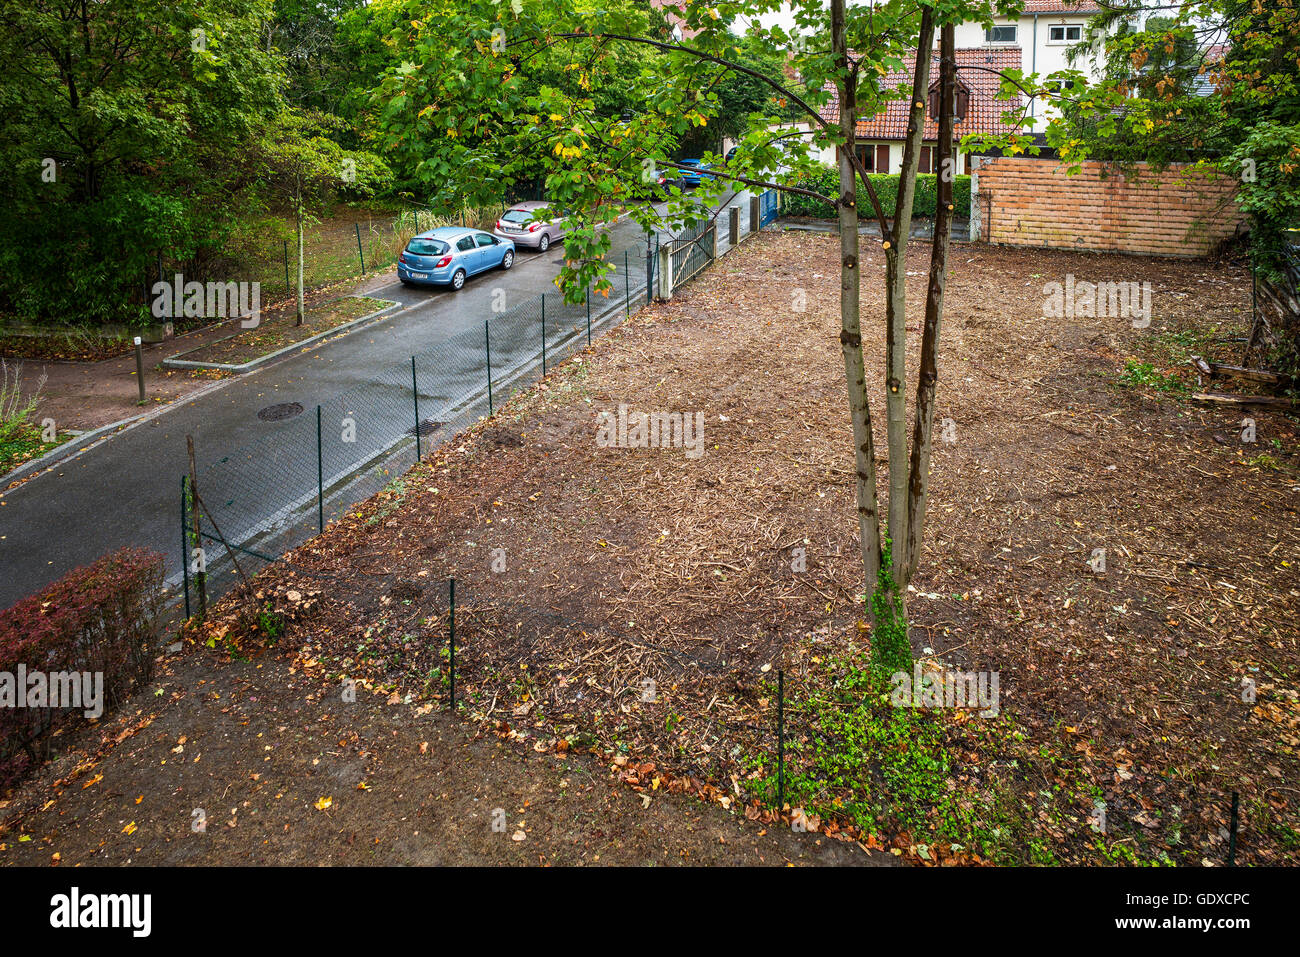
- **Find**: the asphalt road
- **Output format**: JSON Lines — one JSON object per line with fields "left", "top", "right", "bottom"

{"left": 0, "top": 193, "right": 757, "bottom": 611}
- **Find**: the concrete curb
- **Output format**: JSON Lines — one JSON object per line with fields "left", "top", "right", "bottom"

{"left": 0, "top": 374, "right": 237, "bottom": 489}
{"left": 160, "top": 298, "right": 402, "bottom": 373}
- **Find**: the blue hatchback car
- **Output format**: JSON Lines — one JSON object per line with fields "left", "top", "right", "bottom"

{"left": 397, "top": 227, "right": 515, "bottom": 290}
{"left": 676, "top": 159, "right": 715, "bottom": 187}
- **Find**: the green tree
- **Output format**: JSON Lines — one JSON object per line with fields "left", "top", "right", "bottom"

{"left": 0, "top": 0, "right": 285, "bottom": 324}
{"left": 1036, "top": 0, "right": 1300, "bottom": 374}
{"left": 250, "top": 111, "right": 391, "bottom": 324}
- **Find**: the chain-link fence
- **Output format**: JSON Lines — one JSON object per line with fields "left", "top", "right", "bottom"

{"left": 177, "top": 193, "right": 779, "bottom": 615}
{"left": 180, "top": 243, "right": 652, "bottom": 612}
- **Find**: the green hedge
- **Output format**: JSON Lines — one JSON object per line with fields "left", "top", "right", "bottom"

{"left": 0, "top": 547, "right": 163, "bottom": 790}
{"left": 782, "top": 168, "right": 971, "bottom": 221}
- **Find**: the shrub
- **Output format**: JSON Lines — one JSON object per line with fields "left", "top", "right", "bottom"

{"left": 0, "top": 360, "right": 44, "bottom": 444}
{"left": 0, "top": 547, "right": 164, "bottom": 791}
{"left": 781, "top": 167, "right": 972, "bottom": 222}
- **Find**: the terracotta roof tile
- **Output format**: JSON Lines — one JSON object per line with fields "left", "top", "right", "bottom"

{"left": 1016, "top": 1, "right": 1101, "bottom": 13}
{"left": 818, "top": 48, "right": 1024, "bottom": 142}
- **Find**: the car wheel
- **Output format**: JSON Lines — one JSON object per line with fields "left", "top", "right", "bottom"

{"left": 451, "top": 268, "right": 466, "bottom": 290}
{"left": 538, "top": 233, "right": 550, "bottom": 252}
{"left": 501, "top": 250, "right": 514, "bottom": 270}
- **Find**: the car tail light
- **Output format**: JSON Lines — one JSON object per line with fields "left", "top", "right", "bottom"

{"left": 399, "top": 252, "right": 409, "bottom": 264}
{"left": 528, "top": 222, "right": 541, "bottom": 231}
{"left": 434, "top": 255, "right": 452, "bottom": 268}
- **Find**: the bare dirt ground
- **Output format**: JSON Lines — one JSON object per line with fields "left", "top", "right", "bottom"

{"left": 0, "top": 647, "right": 879, "bottom": 866}
{"left": 216, "top": 230, "right": 1295, "bottom": 865}
{"left": 5, "top": 230, "right": 1295, "bottom": 866}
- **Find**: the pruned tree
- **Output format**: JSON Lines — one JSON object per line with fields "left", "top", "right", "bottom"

{"left": 372, "top": 0, "right": 1053, "bottom": 663}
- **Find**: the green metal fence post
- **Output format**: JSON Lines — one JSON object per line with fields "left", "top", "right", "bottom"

{"left": 448, "top": 577, "right": 456, "bottom": 711}
{"left": 586, "top": 287, "right": 591, "bottom": 347}
{"left": 624, "top": 250, "right": 630, "bottom": 316}
{"left": 412, "top": 355, "right": 422, "bottom": 461}
{"left": 181, "top": 475, "right": 191, "bottom": 619}
{"left": 283, "top": 240, "right": 291, "bottom": 298}
{"left": 485, "top": 320, "right": 494, "bottom": 415}
{"left": 541, "top": 294, "right": 547, "bottom": 375}
{"left": 778, "top": 669, "right": 785, "bottom": 809}
{"left": 355, "top": 222, "right": 366, "bottom": 273}
{"left": 316, "top": 405, "right": 324, "bottom": 533}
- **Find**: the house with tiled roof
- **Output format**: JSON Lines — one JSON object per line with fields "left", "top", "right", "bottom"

{"left": 954, "top": 1, "right": 1106, "bottom": 130}
{"left": 816, "top": 47, "right": 1024, "bottom": 176}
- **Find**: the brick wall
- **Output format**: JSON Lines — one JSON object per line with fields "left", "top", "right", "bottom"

{"left": 972, "top": 157, "right": 1246, "bottom": 257}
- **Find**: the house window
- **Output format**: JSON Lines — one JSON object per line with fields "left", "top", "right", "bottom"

{"left": 985, "top": 25, "right": 1016, "bottom": 43}
{"left": 856, "top": 144, "right": 891, "bottom": 174}
{"left": 1048, "top": 24, "right": 1083, "bottom": 44}
{"left": 927, "top": 86, "right": 970, "bottom": 122}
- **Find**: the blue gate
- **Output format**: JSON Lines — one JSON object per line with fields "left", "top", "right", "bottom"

{"left": 759, "top": 189, "right": 778, "bottom": 227}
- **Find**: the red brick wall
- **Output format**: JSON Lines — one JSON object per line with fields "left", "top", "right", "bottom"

{"left": 974, "top": 157, "right": 1246, "bottom": 257}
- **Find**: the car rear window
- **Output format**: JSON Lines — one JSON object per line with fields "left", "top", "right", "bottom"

{"left": 503, "top": 207, "right": 550, "bottom": 223}
{"left": 406, "top": 238, "right": 448, "bottom": 255}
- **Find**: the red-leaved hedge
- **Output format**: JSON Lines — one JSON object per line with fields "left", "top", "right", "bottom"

{"left": 0, "top": 547, "right": 164, "bottom": 792}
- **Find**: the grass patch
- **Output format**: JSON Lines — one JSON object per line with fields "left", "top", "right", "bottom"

{"left": 742, "top": 650, "right": 1019, "bottom": 863}
{"left": 1115, "top": 359, "right": 1191, "bottom": 394}
{"left": 0, "top": 423, "right": 71, "bottom": 476}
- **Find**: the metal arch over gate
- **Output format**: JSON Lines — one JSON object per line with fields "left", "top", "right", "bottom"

{"left": 668, "top": 220, "right": 716, "bottom": 288}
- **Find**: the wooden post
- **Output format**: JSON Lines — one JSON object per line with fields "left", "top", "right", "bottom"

{"left": 729, "top": 206, "right": 740, "bottom": 247}
{"left": 186, "top": 435, "right": 207, "bottom": 619}
{"left": 749, "top": 194, "right": 760, "bottom": 234}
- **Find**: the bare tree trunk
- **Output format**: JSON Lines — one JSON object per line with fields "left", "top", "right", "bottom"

{"left": 885, "top": 8, "right": 935, "bottom": 583}
{"left": 904, "top": 23, "right": 956, "bottom": 584}
{"left": 831, "top": 0, "right": 883, "bottom": 593}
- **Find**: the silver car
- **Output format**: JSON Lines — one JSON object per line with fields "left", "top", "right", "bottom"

{"left": 493, "top": 201, "right": 565, "bottom": 252}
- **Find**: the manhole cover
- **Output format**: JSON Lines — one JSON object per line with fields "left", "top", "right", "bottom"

{"left": 408, "top": 419, "right": 444, "bottom": 437}
{"left": 257, "top": 402, "right": 304, "bottom": 422}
